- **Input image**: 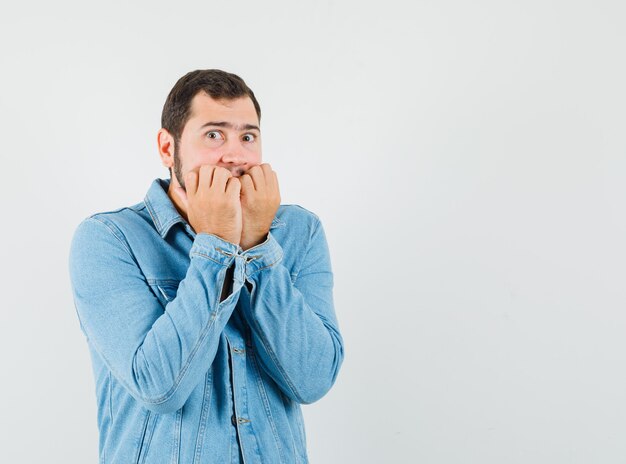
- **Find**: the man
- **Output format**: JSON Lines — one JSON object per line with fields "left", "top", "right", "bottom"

{"left": 68, "top": 69, "right": 344, "bottom": 463}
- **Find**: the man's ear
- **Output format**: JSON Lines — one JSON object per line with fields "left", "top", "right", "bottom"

{"left": 157, "top": 128, "right": 175, "bottom": 170}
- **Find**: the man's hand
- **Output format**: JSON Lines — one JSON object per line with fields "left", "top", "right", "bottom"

{"left": 173, "top": 165, "right": 243, "bottom": 245}
{"left": 239, "top": 163, "right": 281, "bottom": 251}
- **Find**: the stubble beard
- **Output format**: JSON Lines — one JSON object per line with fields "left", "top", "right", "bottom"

{"left": 172, "top": 138, "right": 186, "bottom": 189}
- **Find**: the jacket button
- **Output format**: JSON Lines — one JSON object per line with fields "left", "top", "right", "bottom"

{"left": 231, "top": 415, "right": 251, "bottom": 426}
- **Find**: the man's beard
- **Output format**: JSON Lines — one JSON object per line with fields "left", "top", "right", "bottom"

{"left": 173, "top": 138, "right": 186, "bottom": 189}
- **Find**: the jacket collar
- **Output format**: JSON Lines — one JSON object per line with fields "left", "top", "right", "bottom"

{"left": 144, "top": 178, "right": 186, "bottom": 238}
{"left": 144, "top": 177, "right": 285, "bottom": 239}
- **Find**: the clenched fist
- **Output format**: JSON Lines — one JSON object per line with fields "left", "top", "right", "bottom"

{"left": 239, "top": 163, "right": 281, "bottom": 251}
{"left": 173, "top": 165, "right": 243, "bottom": 246}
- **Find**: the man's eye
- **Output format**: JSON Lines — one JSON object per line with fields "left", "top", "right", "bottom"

{"left": 242, "top": 133, "right": 256, "bottom": 142}
{"left": 206, "top": 131, "right": 223, "bottom": 140}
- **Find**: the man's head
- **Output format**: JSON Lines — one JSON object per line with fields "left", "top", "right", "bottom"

{"left": 158, "top": 69, "right": 262, "bottom": 189}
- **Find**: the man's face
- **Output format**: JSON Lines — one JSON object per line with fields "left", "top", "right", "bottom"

{"left": 171, "top": 92, "right": 262, "bottom": 189}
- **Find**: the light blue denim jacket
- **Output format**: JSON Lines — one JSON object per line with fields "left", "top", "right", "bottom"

{"left": 68, "top": 178, "right": 344, "bottom": 464}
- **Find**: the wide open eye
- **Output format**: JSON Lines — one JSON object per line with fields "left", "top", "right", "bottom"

{"left": 206, "top": 131, "right": 224, "bottom": 140}
{"left": 242, "top": 133, "right": 256, "bottom": 143}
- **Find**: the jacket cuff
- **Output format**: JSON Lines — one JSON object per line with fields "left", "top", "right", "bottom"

{"left": 241, "top": 232, "right": 283, "bottom": 277}
{"left": 189, "top": 233, "right": 242, "bottom": 266}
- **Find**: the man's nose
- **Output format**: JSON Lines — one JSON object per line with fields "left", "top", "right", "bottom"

{"left": 220, "top": 139, "right": 246, "bottom": 165}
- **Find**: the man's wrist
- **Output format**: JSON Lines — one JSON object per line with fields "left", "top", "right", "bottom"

{"left": 240, "top": 232, "right": 269, "bottom": 251}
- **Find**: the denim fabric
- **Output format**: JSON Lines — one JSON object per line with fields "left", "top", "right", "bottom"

{"left": 68, "top": 178, "right": 344, "bottom": 464}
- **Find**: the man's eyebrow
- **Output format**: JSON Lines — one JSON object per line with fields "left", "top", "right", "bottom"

{"left": 199, "top": 121, "right": 260, "bottom": 132}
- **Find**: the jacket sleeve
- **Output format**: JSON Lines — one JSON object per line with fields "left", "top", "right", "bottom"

{"left": 238, "top": 217, "right": 345, "bottom": 404}
{"left": 68, "top": 216, "right": 245, "bottom": 414}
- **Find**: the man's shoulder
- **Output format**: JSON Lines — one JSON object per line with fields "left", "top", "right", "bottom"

{"left": 87, "top": 200, "right": 146, "bottom": 223}
{"left": 276, "top": 204, "right": 321, "bottom": 224}
{"left": 274, "top": 204, "right": 324, "bottom": 236}
{"left": 273, "top": 204, "right": 328, "bottom": 250}
{"left": 72, "top": 200, "right": 152, "bottom": 245}
{"left": 85, "top": 199, "right": 145, "bottom": 226}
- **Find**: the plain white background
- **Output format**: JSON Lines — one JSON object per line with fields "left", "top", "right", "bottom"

{"left": 1, "top": 0, "right": 626, "bottom": 462}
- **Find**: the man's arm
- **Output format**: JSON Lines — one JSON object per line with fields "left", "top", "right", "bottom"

{"left": 239, "top": 217, "right": 345, "bottom": 404}
{"left": 68, "top": 217, "right": 244, "bottom": 414}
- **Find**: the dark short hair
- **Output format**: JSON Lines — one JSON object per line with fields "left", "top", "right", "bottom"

{"left": 161, "top": 69, "right": 261, "bottom": 179}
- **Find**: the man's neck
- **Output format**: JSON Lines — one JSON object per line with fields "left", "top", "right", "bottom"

{"left": 167, "top": 180, "right": 189, "bottom": 224}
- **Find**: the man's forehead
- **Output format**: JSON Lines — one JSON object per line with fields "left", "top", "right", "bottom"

{"left": 189, "top": 92, "right": 257, "bottom": 121}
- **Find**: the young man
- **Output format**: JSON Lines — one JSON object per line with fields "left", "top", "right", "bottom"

{"left": 68, "top": 69, "right": 344, "bottom": 463}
